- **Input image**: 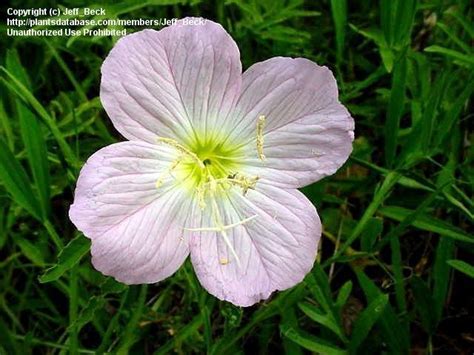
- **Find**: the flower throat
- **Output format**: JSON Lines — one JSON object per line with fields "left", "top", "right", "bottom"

{"left": 155, "top": 116, "right": 267, "bottom": 265}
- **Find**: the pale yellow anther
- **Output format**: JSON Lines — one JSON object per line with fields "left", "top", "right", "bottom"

{"left": 256, "top": 115, "right": 266, "bottom": 161}
{"left": 219, "top": 258, "right": 229, "bottom": 265}
{"left": 206, "top": 173, "right": 259, "bottom": 195}
{"left": 232, "top": 173, "right": 259, "bottom": 195}
{"left": 158, "top": 137, "right": 205, "bottom": 169}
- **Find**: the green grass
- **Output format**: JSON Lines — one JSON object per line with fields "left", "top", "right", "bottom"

{"left": 1, "top": 0, "right": 473, "bottom": 353}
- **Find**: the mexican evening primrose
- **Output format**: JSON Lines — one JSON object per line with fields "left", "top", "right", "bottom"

{"left": 69, "top": 18, "right": 354, "bottom": 307}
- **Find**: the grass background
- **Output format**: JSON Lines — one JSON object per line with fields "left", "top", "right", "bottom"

{"left": 1, "top": 0, "right": 473, "bottom": 353}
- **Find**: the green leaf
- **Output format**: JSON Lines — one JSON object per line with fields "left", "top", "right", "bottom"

{"left": 330, "top": 0, "right": 347, "bottom": 63}
{"left": 281, "top": 306, "right": 304, "bottom": 355}
{"left": 447, "top": 259, "right": 474, "bottom": 278}
{"left": 0, "top": 320, "right": 20, "bottom": 355}
{"left": 424, "top": 45, "right": 474, "bottom": 66}
{"left": 305, "top": 265, "right": 338, "bottom": 317}
{"left": 390, "top": 235, "right": 406, "bottom": 313}
{"left": 335, "top": 280, "right": 353, "bottom": 310}
{"left": 280, "top": 324, "right": 348, "bottom": 355}
{"left": 299, "top": 302, "right": 347, "bottom": 342}
{"left": 348, "top": 25, "right": 394, "bottom": 72}
{"left": 380, "top": 0, "right": 393, "bottom": 46}
{"left": 329, "top": 172, "right": 401, "bottom": 263}
{"left": 385, "top": 53, "right": 407, "bottom": 167}
{"left": 349, "top": 294, "right": 389, "bottom": 352}
{"left": 100, "top": 277, "right": 128, "bottom": 294}
{"left": 0, "top": 138, "right": 42, "bottom": 220}
{"left": 436, "top": 22, "right": 472, "bottom": 53}
{"left": 392, "top": 0, "right": 417, "bottom": 46}
{"left": 379, "top": 206, "right": 474, "bottom": 243}
{"left": 434, "top": 74, "right": 474, "bottom": 149}
{"left": 156, "top": 314, "right": 204, "bottom": 355}
{"left": 379, "top": 46, "right": 395, "bottom": 72}
{"left": 6, "top": 49, "right": 51, "bottom": 219}
{"left": 380, "top": 0, "right": 417, "bottom": 47}
{"left": 411, "top": 276, "right": 437, "bottom": 334}
{"left": 446, "top": 10, "right": 474, "bottom": 39}
{"left": 39, "top": 235, "right": 90, "bottom": 283}
{"left": 433, "top": 237, "right": 454, "bottom": 323}
{"left": 0, "top": 94, "right": 14, "bottom": 150}
{"left": 361, "top": 217, "right": 383, "bottom": 252}
{"left": 356, "top": 271, "right": 409, "bottom": 353}
{"left": 68, "top": 296, "right": 106, "bottom": 333}
{"left": 0, "top": 66, "right": 80, "bottom": 170}
{"left": 16, "top": 237, "right": 46, "bottom": 267}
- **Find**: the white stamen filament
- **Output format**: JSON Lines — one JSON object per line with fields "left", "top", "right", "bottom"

{"left": 155, "top": 157, "right": 182, "bottom": 188}
{"left": 158, "top": 137, "right": 205, "bottom": 169}
{"left": 184, "top": 215, "right": 257, "bottom": 232}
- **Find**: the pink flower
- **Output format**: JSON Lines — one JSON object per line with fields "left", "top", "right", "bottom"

{"left": 69, "top": 18, "right": 354, "bottom": 307}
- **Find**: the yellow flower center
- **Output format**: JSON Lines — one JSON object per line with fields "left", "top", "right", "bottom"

{"left": 155, "top": 116, "right": 267, "bottom": 266}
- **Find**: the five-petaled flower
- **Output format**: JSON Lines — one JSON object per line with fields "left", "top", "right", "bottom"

{"left": 69, "top": 18, "right": 354, "bottom": 307}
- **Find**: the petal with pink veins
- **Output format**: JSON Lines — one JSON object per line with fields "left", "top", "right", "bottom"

{"left": 229, "top": 57, "right": 354, "bottom": 188}
{"left": 69, "top": 141, "right": 193, "bottom": 284}
{"left": 189, "top": 183, "right": 321, "bottom": 307}
{"left": 101, "top": 18, "right": 242, "bottom": 144}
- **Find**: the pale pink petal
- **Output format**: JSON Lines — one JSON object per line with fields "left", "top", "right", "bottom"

{"left": 189, "top": 183, "right": 321, "bottom": 307}
{"left": 228, "top": 57, "right": 354, "bottom": 188}
{"left": 69, "top": 142, "right": 192, "bottom": 284}
{"left": 100, "top": 18, "right": 241, "bottom": 144}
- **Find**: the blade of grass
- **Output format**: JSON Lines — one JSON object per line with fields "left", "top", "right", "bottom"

{"left": 43, "top": 39, "right": 88, "bottom": 101}
{"left": 39, "top": 235, "right": 90, "bottom": 283}
{"left": 356, "top": 270, "right": 409, "bottom": 353}
{"left": 411, "top": 276, "right": 437, "bottom": 334}
{"left": 392, "top": 0, "right": 417, "bottom": 46}
{"left": 330, "top": 0, "right": 347, "bottom": 63}
{"left": 349, "top": 294, "right": 388, "bottom": 352}
{"left": 390, "top": 234, "right": 406, "bottom": 313}
{"left": 96, "top": 289, "right": 129, "bottom": 354}
{"left": 432, "top": 237, "right": 454, "bottom": 324}
{"left": 0, "top": 93, "right": 15, "bottom": 150}
{"left": 0, "top": 137, "right": 42, "bottom": 221}
{"left": 0, "top": 319, "right": 21, "bottom": 355}
{"left": 335, "top": 281, "right": 353, "bottom": 310}
{"left": 68, "top": 267, "right": 79, "bottom": 354}
{"left": 446, "top": 10, "right": 474, "bottom": 38}
{"left": 447, "top": 260, "right": 474, "bottom": 278}
{"left": 210, "top": 285, "right": 306, "bottom": 354}
{"left": 379, "top": 206, "right": 474, "bottom": 243}
{"left": 385, "top": 54, "right": 407, "bottom": 167}
{"left": 154, "top": 314, "right": 203, "bottom": 355}
{"left": 436, "top": 22, "right": 472, "bottom": 53}
{"left": 117, "top": 285, "right": 148, "bottom": 354}
{"left": 424, "top": 45, "right": 474, "bottom": 66}
{"left": 327, "top": 172, "right": 401, "bottom": 264}
{"left": 16, "top": 236, "right": 46, "bottom": 267}
{"left": 299, "top": 302, "right": 347, "bottom": 343}
{"left": 0, "top": 66, "right": 80, "bottom": 170}
{"left": 434, "top": 73, "right": 474, "bottom": 149}
{"left": 6, "top": 49, "right": 51, "bottom": 219}
{"left": 280, "top": 324, "right": 347, "bottom": 355}
{"left": 281, "top": 305, "right": 304, "bottom": 355}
